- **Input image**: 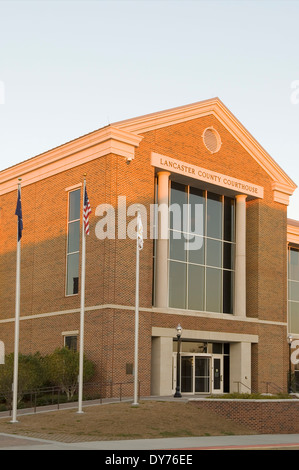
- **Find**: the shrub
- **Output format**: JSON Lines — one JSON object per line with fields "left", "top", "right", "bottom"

{"left": 44, "top": 347, "right": 95, "bottom": 400}
{"left": 0, "top": 353, "right": 45, "bottom": 407}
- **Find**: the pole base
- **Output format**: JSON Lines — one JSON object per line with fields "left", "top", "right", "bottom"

{"left": 174, "top": 388, "right": 182, "bottom": 398}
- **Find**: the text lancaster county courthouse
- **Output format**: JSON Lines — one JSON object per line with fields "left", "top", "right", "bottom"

{"left": 1, "top": 97, "right": 299, "bottom": 396}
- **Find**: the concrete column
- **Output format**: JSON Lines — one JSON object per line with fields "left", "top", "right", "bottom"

{"left": 151, "top": 336, "right": 173, "bottom": 396}
{"left": 230, "top": 342, "right": 251, "bottom": 393}
{"left": 155, "top": 171, "right": 171, "bottom": 308}
{"left": 234, "top": 194, "right": 247, "bottom": 317}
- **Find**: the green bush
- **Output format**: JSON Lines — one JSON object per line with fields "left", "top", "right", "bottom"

{"left": 0, "top": 348, "right": 96, "bottom": 406}
{"left": 0, "top": 353, "right": 45, "bottom": 407}
{"left": 44, "top": 347, "right": 95, "bottom": 400}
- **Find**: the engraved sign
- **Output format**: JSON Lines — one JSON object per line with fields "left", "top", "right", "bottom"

{"left": 151, "top": 152, "right": 264, "bottom": 199}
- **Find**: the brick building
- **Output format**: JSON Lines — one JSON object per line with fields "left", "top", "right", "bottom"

{"left": 0, "top": 98, "right": 298, "bottom": 396}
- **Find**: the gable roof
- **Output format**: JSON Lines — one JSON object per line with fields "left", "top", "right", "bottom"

{"left": 0, "top": 97, "right": 297, "bottom": 204}
{"left": 113, "top": 97, "right": 297, "bottom": 204}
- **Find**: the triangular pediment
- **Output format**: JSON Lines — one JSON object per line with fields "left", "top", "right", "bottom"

{"left": 114, "top": 97, "right": 297, "bottom": 205}
{"left": 0, "top": 97, "right": 296, "bottom": 205}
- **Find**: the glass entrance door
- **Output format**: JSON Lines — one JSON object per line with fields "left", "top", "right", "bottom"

{"left": 181, "top": 356, "right": 193, "bottom": 393}
{"left": 195, "top": 357, "right": 210, "bottom": 393}
{"left": 212, "top": 356, "right": 223, "bottom": 393}
{"left": 180, "top": 355, "right": 211, "bottom": 393}
{"left": 174, "top": 354, "right": 223, "bottom": 394}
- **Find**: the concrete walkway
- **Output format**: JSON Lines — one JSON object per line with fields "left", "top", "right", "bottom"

{"left": 1, "top": 432, "right": 299, "bottom": 450}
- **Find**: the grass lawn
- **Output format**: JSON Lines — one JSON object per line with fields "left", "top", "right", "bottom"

{"left": 0, "top": 400, "right": 255, "bottom": 443}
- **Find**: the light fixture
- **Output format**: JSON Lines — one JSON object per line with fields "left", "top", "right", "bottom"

{"left": 176, "top": 324, "right": 182, "bottom": 338}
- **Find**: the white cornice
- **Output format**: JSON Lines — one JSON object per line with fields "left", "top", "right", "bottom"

{"left": 0, "top": 126, "right": 143, "bottom": 195}
{"left": 0, "top": 98, "right": 297, "bottom": 205}
{"left": 288, "top": 222, "right": 299, "bottom": 245}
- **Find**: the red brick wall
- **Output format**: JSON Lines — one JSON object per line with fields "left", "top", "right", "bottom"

{"left": 0, "top": 113, "right": 289, "bottom": 394}
{"left": 190, "top": 399, "right": 299, "bottom": 434}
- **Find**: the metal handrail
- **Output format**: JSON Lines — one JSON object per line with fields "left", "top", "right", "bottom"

{"left": 261, "top": 381, "right": 284, "bottom": 394}
{"left": 233, "top": 381, "right": 254, "bottom": 394}
{"left": 0, "top": 380, "right": 141, "bottom": 415}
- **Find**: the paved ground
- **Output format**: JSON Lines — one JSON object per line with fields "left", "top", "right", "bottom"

{"left": 1, "top": 432, "right": 299, "bottom": 450}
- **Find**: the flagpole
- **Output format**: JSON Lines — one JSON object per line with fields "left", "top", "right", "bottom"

{"left": 11, "top": 178, "right": 22, "bottom": 423}
{"left": 77, "top": 175, "right": 87, "bottom": 414}
{"left": 133, "top": 211, "right": 140, "bottom": 407}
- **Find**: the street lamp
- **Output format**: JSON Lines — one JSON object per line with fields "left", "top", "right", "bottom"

{"left": 174, "top": 324, "right": 182, "bottom": 398}
{"left": 288, "top": 334, "right": 293, "bottom": 394}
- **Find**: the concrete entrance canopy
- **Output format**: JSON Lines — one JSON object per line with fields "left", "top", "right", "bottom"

{"left": 151, "top": 327, "right": 258, "bottom": 396}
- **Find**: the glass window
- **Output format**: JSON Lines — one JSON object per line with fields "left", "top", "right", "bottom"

{"left": 207, "top": 192, "right": 222, "bottom": 239}
{"left": 188, "top": 264, "right": 204, "bottom": 311}
{"left": 223, "top": 242, "right": 234, "bottom": 270}
{"left": 288, "top": 247, "right": 299, "bottom": 334}
{"left": 212, "top": 343, "right": 223, "bottom": 354}
{"left": 66, "top": 253, "right": 79, "bottom": 295}
{"left": 289, "top": 301, "right": 299, "bottom": 334}
{"left": 67, "top": 220, "right": 80, "bottom": 254}
{"left": 223, "top": 270, "right": 234, "bottom": 314}
{"left": 170, "top": 182, "right": 187, "bottom": 232}
{"left": 188, "top": 235, "right": 205, "bottom": 265}
{"left": 69, "top": 189, "right": 81, "bottom": 222}
{"left": 224, "top": 197, "right": 235, "bottom": 242}
{"left": 206, "top": 267, "right": 222, "bottom": 312}
{"left": 64, "top": 335, "right": 78, "bottom": 351}
{"left": 66, "top": 189, "right": 81, "bottom": 295}
{"left": 206, "top": 238, "right": 222, "bottom": 268}
{"left": 169, "top": 230, "right": 186, "bottom": 262}
{"left": 169, "top": 261, "right": 187, "bottom": 309}
{"left": 289, "top": 281, "right": 299, "bottom": 302}
{"left": 289, "top": 248, "right": 299, "bottom": 282}
{"left": 167, "top": 184, "right": 235, "bottom": 314}
{"left": 189, "top": 187, "right": 205, "bottom": 236}
{"left": 180, "top": 341, "right": 207, "bottom": 353}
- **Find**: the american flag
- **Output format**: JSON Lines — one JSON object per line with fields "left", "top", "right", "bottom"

{"left": 83, "top": 187, "right": 91, "bottom": 235}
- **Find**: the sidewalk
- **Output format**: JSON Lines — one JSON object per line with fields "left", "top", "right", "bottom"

{"left": 1, "top": 432, "right": 299, "bottom": 450}
{"left": 0, "top": 395, "right": 190, "bottom": 420}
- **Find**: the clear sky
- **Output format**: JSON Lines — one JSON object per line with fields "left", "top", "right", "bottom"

{"left": 1, "top": 0, "right": 299, "bottom": 219}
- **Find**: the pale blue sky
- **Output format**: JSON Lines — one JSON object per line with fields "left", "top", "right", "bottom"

{"left": 1, "top": 0, "right": 299, "bottom": 219}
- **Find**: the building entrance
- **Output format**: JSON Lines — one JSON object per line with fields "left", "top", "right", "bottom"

{"left": 172, "top": 341, "right": 228, "bottom": 395}
{"left": 176, "top": 354, "right": 223, "bottom": 394}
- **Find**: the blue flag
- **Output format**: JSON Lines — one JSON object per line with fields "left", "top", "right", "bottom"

{"left": 15, "top": 188, "right": 23, "bottom": 241}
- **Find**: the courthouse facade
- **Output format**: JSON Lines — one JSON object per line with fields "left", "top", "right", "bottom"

{"left": 0, "top": 98, "right": 298, "bottom": 396}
